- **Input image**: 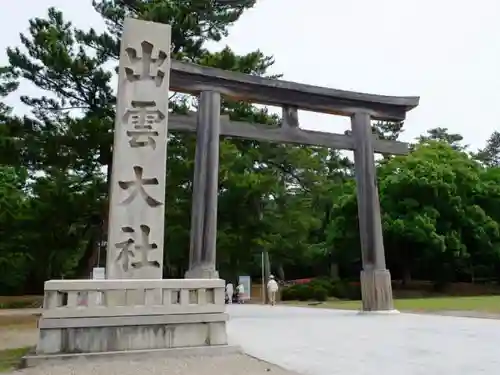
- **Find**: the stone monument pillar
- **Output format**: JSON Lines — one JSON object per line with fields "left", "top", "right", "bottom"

{"left": 351, "top": 112, "right": 395, "bottom": 312}
{"left": 106, "top": 18, "right": 171, "bottom": 280}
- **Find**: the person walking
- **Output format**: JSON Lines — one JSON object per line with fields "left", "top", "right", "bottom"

{"left": 226, "top": 282, "right": 234, "bottom": 304}
{"left": 267, "top": 275, "right": 279, "bottom": 306}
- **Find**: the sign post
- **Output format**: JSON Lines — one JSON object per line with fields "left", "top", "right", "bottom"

{"left": 238, "top": 275, "right": 251, "bottom": 302}
{"left": 92, "top": 267, "right": 105, "bottom": 305}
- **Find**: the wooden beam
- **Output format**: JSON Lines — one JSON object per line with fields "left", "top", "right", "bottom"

{"left": 168, "top": 113, "right": 409, "bottom": 155}
{"left": 170, "top": 60, "right": 419, "bottom": 121}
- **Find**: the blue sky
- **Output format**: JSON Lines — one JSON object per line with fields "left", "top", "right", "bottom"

{"left": 2, "top": 0, "right": 500, "bottom": 150}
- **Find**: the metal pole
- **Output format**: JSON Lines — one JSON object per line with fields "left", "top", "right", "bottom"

{"left": 263, "top": 249, "right": 270, "bottom": 304}
{"left": 262, "top": 251, "right": 267, "bottom": 304}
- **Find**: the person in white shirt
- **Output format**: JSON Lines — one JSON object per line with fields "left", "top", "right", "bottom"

{"left": 236, "top": 282, "right": 245, "bottom": 304}
{"left": 267, "top": 275, "right": 279, "bottom": 306}
{"left": 226, "top": 282, "right": 234, "bottom": 304}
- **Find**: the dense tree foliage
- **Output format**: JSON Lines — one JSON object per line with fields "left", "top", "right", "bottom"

{"left": 1, "top": 1, "right": 500, "bottom": 295}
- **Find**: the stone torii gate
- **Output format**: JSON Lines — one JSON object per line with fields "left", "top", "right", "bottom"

{"left": 106, "top": 19, "right": 419, "bottom": 311}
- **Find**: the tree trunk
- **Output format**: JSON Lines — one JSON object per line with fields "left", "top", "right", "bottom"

{"left": 470, "top": 260, "right": 475, "bottom": 284}
{"left": 75, "top": 222, "right": 100, "bottom": 278}
{"left": 277, "top": 263, "right": 285, "bottom": 281}
{"left": 330, "top": 263, "right": 339, "bottom": 280}
{"left": 402, "top": 266, "right": 411, "bottom": 286}
{"left": 263, "top": 249, "right": 271, "bottom": 304}
{"left": 401, "top": 245, "right": 411, "bottom": 286}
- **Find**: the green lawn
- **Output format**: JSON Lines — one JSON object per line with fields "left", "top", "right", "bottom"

{"left": 284, "top": 295, "right": 500, "bottom": 313}
{"left": 0, "top": 347, "right": 30, "bottom": 373}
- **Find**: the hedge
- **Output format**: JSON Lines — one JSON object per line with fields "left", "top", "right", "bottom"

{"left": 280, "top": 278, "right": 361, "bottom": 302}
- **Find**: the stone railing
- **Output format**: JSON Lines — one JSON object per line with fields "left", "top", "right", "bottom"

{"left": 41, "top": 279, "right": 225, "bottom": 319}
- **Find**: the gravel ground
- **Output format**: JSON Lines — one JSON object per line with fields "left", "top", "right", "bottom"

{"left": 420, "top": 310, "right": 500, "bottom": 320}
{"left": 3, "top": 306, "right": 500, "bottom": 375}
{"left": 0, "top": 309, "right": 301, "bottom": 375}
{"left": 6, "top": 354, "right": 302, "bottom": 375}
{"left": 0, "top": 309, "right": 41, "bottom": 317}
{"left": 0, "top": 328, "right": 38, "bottom": 350}
{"left": 0, "top": 309, "right": 39, "bottom": 351}
{"left": 228, "top": 304, "right": 500, "bottom": 375}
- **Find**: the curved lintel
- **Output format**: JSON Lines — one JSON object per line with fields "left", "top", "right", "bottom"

{"left": 170, "top": 60, "right": 419, "bottom": 121}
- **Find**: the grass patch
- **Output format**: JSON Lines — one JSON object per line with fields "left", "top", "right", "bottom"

{"left": 283, "top": 295, "right": 500, "bottom": 313}
{"left": 0, "top": 315, "right": 38, "bottom": 329}
{"left": 0, "top": 347, "right": 30, "bottom": 372}
{"left": 0, "top": 296, "right": 43, "bottom": 310}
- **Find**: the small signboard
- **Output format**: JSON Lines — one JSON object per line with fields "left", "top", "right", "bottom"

{"left": 92, "top": 267, "right": 105, "bottom": 280}
{"left": 92, "top": 267, "right": 105, "bottom": 305}
{"left": 238, "top": 275, "right": 251, "bottom": 300}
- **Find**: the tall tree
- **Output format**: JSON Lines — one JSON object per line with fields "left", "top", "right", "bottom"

{"left": 372, "top": 120, "right": 404, "bottom": 141}
{"left": 475, "top": 131, "right": 500, "bottom": 167}
{"left": 3, "top": 1, "right": 262, "bottom": 285}
{"left": 3, "top": 1, "right": 341, "bottom": 289}
{"left": 418, "top": 127, "right": 465, "bottom": 150}
{"left": 0, "top": 67, "right": 21, "bottom": 166}
{"left": 327, "top": 140, "right": 500, "bottom": 285}
{"left": 0, "top": 165, "right": 31, "bottom": 294}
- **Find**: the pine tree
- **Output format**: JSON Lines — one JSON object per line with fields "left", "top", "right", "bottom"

{"left": 476, "top": 131, "right": 500, "bottom": 167}
{"left": 3, "top": 1, "right": 351, "bottom": 286}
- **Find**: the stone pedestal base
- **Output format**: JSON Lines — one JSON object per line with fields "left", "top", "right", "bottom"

{"left": 24, "top": 343, "right": 241, "bottom": 368}
{"left": 185, "top": 266, "right": 219, "bottom": 279}
{"left": 36, "top": 313, "right": 229, "bottom": 354}
{"left": 360, "top": 268, "right": 394, "bottom": 312}
{"left": 34, "top": 278, "right": 228, "bottom": 360}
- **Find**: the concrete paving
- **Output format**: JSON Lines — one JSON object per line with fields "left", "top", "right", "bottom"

{"left": 226, "top": 304, "right": 500, "bottom": 375}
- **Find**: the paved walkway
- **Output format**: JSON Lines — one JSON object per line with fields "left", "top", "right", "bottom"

{"left": 226, "top": 304, "right": 500, "bottom": 375}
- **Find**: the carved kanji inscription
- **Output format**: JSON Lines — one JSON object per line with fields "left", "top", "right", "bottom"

{"left": 118, "top": 166, "right": 162, "bottom": 207}
{"left": 123, "top": 101, "right": 164, "bottom": 149}
{"left": 114, "top": 225, "right": 160, "bottom": 272}
{"left": 115, "top": 226, "right": 135, "bottom": 272}
{"left": 124, "top": 41, "right": 168, "bottom": 87}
